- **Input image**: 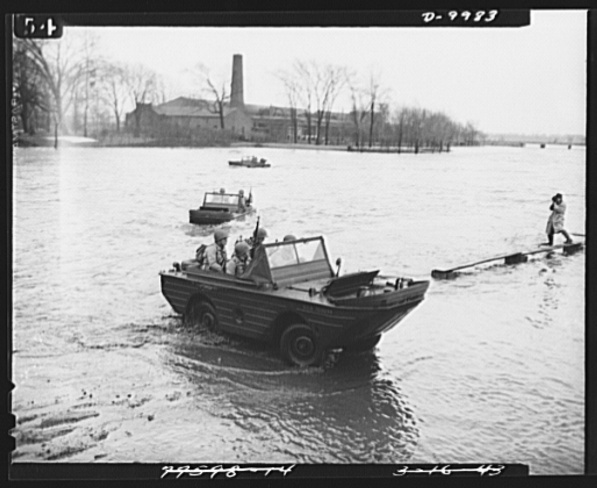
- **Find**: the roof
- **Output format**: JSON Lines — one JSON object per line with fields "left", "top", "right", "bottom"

{"left": 153, "top": 97, "right": 239, "bottom": 118}
{"left": 148, "top": 97, "right": 350, "bottom": 123}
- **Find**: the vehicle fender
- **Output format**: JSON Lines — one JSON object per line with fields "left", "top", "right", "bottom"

{"left": 185, "top": 292, "right": 216, "bottom": 316}
{"left": 271, "top": 310, "right": 309, "bottom": 344}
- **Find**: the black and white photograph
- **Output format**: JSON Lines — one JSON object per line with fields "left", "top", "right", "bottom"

{"left": 7, "top": 6, "right": 592, "bottom": 481}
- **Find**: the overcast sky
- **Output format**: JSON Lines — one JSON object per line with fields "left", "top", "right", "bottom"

{"left": 89, "top": 9, "right": 587, "bottom": 136}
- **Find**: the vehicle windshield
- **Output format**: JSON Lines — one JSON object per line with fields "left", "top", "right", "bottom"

{"left": 204, "top": 193, "right": 239, "bottom": 205}
{"left": 266, "top": 239, "right": 327, "bottom": 269}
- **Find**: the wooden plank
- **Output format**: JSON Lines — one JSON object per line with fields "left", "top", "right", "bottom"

{"left": 504, "top": 253, "right": 528, "bottom": 265}
{"left": 524, "top": 242, "right": 583, "bottom": 257}
{"left": 431, "top": 241, "right": 584, "bottom": 279}
{"left": 431, "top": 251, "right": 522, "bottom": 278}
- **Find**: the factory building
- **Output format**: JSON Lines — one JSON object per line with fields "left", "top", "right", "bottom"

{"left": 125, "top": 54, "right": 351, "bottom": 145}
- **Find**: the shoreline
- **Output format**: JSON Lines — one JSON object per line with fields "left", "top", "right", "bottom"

{"left": 14, "top": 135, "right": 584, "bottom": 151}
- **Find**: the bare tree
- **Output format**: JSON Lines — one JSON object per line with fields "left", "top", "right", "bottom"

{"left": 277, "top": 70, "right": 301, "bottom": 143}
{"left": 125, "top": 63, "right": 162, "bottom": 136}
{"left": 462, "top": 121, "right": 480, "bottom": 146}
{"left": 316, "top": 64, "right": 346, "bottom": 146}
{"left": 190, "top": 63, "right": 230, "bottom": 130}
{"left": 293, "top": 61, "right": 315, "bottom": 143}
{"left": 17, "top": 34, "right": 90, "bottom": 148}
{"left": 12, "top": 38, "right": 52, "bottom": 136}
{"left": 98, "top": 61, "right": 132, "bottom": 133}
{"left": 363, "top": 70, "right": 391, "bottom": 148}
{"left": 392, "top": 107, "right": 407, "bottom": 153}
{"left": 346, "top": 71, "right": 368, "bottom": 148}
{"left": 81, "top": 33, "right": 97, "bottom": 137}
{"left": 205, "top": 77, "right": 229, "bottom": 129}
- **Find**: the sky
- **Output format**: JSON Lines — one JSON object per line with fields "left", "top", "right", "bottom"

{"left": 87, "top": 9, "right": 587, "bottom": 136}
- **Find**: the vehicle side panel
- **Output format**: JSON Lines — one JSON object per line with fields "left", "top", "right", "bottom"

{"left": 161, "top": 271, "right": 427, "bottom": 349}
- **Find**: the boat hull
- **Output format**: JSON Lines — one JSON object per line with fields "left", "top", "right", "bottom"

{"left": 160, "top": 269, "right": 429, "bottom": 350}
{"left": 188, "top": 207, "right": 254, "bottom": 225}
{"left": 229, "top": 161, "right": 271, "bottom": 168}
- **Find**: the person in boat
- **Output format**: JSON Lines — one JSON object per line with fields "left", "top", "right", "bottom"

{"left": 247, "top": 227, "right": 268, "bottom": 259}
{"left": 238, "top": 189, "right": 246, "bottom": 211}
{"left": 204, "top": 229, "right": 229, "bottom": 272}
{"left": 544, "top": 193, "right": 573, "bottom": 246}
{"left": 269, "top": 235, "right": 298, "bottom": 267}
{"left": 226, "top": 241, "right": 251, "bottom": 276}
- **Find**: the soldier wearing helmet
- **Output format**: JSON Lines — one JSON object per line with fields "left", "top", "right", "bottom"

{"left": 269, "top": 234, "right": 299, "bottom": 268}
{"left": 248, "top": 227, "right": 268, "bottom": 259}
{"left": 238, "top": 189, "right": 246, "bottom": 211}
{"left": 256, "top": 227, "right": 268, "bottom": 243}
{"left": 204, "top": 228, "right": 229, "bottom": 272}
{"left": 226, "top": 241, "right": 251, "bottom": 276}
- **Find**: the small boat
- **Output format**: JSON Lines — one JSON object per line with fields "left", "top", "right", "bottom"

{"left": 160, "top": 235, "right": 429, "bottom": 366}
{"left": 189, "top": 189, "right": 254, "bottom": 225}
{"left": 229, "top": 156, "right": 270, "bottom": 168}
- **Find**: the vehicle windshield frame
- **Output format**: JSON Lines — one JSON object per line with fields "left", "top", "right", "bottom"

{"left": 203, "top": 193, "right": 240, "bottom": 206}
{"left": 263, "top": 236, "right": 330, "bottom": 270}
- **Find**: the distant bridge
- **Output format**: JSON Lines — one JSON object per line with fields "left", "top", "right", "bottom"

{"left": 485, "top": 140, "right": 584, "bottom": 149}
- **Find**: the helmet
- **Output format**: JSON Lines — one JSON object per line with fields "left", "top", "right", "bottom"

{"left": 257, "top": 227, "right": 268, "bottom": 238}
{"left": 283, "top": 234, "right": 297, "bottom": 242}
{"left": 239, "top": 189, "right": 244, "bottom": 195}
{"left": 214, "top": 229, "right": 228, "bottom": 242}
{"left": 234, "top": 241, "right": 250, "bottom": 255}
{"left": 220, "top": 188, "right": 225, "bottom": 193}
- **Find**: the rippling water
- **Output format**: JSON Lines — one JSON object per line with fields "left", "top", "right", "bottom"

{"left": 11, "top": 145, "right": 585, "bottom": 474}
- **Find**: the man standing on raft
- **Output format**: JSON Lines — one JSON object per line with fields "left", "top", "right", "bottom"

{"left": 542, "top": 193, "right": 573, "bottom": 246}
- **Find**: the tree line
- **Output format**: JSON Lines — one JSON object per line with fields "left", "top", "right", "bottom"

{"left": 13, "top": 32, "right": 166, "bottom": 148}
{"left": 12, "top": 31, "right": 483, "bottom": 150}
{"left": 276, "top": 61, "right": 482, "bottom": 151}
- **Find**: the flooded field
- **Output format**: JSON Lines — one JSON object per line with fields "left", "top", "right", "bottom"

{"left": 10, "top": 144, "right": 585, "bottom": 476}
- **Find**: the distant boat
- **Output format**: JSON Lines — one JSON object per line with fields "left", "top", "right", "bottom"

{"left": 229, "top": 156, "right": 270, "bottom": 168}
{"left": 189, "top": 189, "right": 254, "bottom": 225}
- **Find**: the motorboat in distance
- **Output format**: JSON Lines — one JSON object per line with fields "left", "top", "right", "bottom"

{"left": 229, "top": 155, "right": 270, "bottom": 168}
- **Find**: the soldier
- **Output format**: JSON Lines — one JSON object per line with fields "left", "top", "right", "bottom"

{"left": 204, "top": 229, "right": 229, "bottom": 272}
{"left": 269, "top": 235, "right": 298, "bottom": 268}
{"left": 238, "top": 189, "right": 246, "bottom": 211}
{"left": 226, "top": 241, "right": 251, "bottom": 276}
{"left": 248, "top": 227, "right": 268, "bottom": 259}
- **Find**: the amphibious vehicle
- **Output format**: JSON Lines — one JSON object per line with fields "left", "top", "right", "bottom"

{"left": 189, "top": 190, "right": 254, "bottom": 225}
{"left": 160, "top": 236, "right": 429, "bottom": 366}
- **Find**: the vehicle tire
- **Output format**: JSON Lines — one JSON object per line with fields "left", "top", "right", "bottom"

{"left": 344, "top": 334, "right": 382, "bottom": 353}
{"left": 280, "top": 323, "right": 323, "bottom": 367}
{"left": 185, "top": 299, "right": 218, "bottom": 332}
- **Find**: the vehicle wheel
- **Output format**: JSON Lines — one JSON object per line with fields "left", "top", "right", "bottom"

{"left": 280, "top": 323, "right": 323, "bottom": 367}
{"left": 185, "top": 300, "right": 218, "bottom": 332}
{"left": 344, "top": 335, "right": 382, "bottom": 353}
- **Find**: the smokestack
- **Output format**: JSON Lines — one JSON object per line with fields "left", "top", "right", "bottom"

{"left": 230, "top": 54, "right": 244, "bottom": 108}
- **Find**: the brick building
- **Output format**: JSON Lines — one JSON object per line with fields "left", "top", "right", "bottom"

{"left": 125, "top": 54, "right": 352, "bottom": 145}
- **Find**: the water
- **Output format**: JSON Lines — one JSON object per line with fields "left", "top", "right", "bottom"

{"left": 10, "top": 145, "right": 585, "bottom": 474}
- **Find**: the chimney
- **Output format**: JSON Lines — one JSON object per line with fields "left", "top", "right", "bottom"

{"left": 230, "top": 54, "right": 244, "bottom": 108}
